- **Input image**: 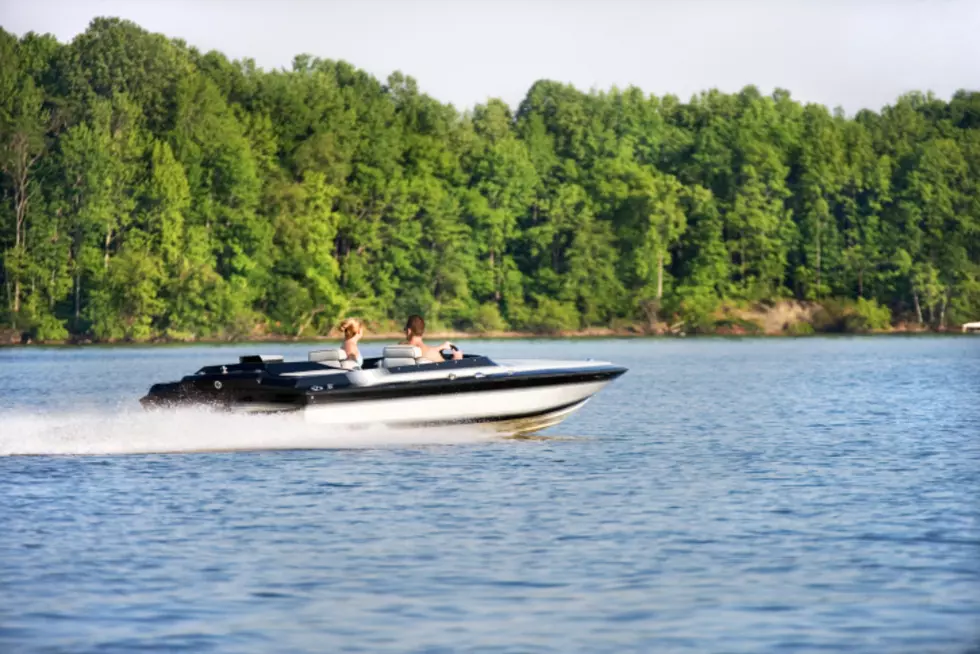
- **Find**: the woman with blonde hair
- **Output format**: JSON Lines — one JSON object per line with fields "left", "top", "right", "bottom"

{"left": 338, "top": 318, "right": 364, "bottom": 367}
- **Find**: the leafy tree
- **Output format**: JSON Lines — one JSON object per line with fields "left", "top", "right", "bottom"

{"left": 2, "top": 18, "right": 979, "bottom": 340}
{"left": 0, "top": 32, "right": 49, "bottom": 323}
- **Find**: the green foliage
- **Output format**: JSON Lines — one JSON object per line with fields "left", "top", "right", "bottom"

{"left": 471, "top": 303, "right": 506, "bottom": 332}
{"left": 675, "top": 285, "right": 721, "bottom": 333}
{"left": 519, "top": 295, "right": 581, "bottom": 334}
{"left": 1, "top": 19, "right": 979, "bottom": 341}
{"left": 810, "top": 297, "right": 892, "bottom": 333}
{"left": 845, "top": 298, "right": 892, "bottom": 332}
{"left": 785, "top": 321, "right": 815, "bottom": 336}
{"left": 87, "top": 236, "right": 165, "bottom": 341}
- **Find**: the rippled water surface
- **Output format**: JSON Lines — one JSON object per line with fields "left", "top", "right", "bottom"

{"left": 1, "top": 337, "right": 978, "bottom": 652}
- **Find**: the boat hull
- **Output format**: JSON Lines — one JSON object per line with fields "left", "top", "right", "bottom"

{"left": 299, "top": 379, "right": 610, "bottom": 435}
{"left": 141, "top": 357, "right": 626, "bottom": 437}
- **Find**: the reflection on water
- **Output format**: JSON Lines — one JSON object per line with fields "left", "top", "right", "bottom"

{"left": 1, "top": 337, "right": 978, "bottom": 652}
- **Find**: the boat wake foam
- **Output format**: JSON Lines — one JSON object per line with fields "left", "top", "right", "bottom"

{"left": 0, "top": 409, "right": 498, "bottom": 456}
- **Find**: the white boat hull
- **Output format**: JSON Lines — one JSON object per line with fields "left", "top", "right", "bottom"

{"left": 299, "top": 379, "right": 610, "bottom": 434}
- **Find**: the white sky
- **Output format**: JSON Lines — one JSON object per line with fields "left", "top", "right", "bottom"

{"left": 2, "top": 0, "right": 978, "bottom": 113}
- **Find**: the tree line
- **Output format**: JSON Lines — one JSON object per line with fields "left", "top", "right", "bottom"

{"left": 2, "top": 18, "right": 978, "bottom": 341}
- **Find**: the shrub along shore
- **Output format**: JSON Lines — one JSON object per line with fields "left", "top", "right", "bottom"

{"left": 2, "top": 19, "right": 979, "bottom": 344}
{"left": 0, "top": 300, "right": 960, "bottom": 345}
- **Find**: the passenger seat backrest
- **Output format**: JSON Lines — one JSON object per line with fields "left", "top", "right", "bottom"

{"left": 309, "top": 348, "right": 358, "bottom": 370}
{"left": 381, "top": 345, "right": 422, "bottom": 368}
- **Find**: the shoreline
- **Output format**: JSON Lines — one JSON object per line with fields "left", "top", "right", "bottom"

{"left": 1, "top": 326, "right": 967, "bottom": 348}
{"left": 4, "top": 300, "right": 970, "bottom": 346}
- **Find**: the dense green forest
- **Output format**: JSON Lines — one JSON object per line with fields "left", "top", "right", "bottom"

{"left": 1, "top": 18, "right": 978, "bottom": 341}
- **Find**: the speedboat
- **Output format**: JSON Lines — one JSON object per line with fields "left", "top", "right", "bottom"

{"left": 140, "top": 346, "right": 627, "bottom": 435}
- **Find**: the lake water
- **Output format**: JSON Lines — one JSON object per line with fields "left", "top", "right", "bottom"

{"left": 1, "top": 337, "right": 978, "bottom": 652}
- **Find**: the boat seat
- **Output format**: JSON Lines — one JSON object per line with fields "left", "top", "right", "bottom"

{"left": 309, "top": 348, "right": 358, "bottom": 370}
{"left": 381, "top": 345, "right": 424, "bottom": 368}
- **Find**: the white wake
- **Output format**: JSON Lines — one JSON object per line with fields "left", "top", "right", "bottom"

{"left": 0, "top": 409, "right": 497, "bottom": 456}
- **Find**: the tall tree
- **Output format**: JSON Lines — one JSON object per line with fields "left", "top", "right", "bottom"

{"left": 0, "top": 30, "right": 47, "bottom": 320}
{"left": 2, "top": 18, "right": 980, "bottom": 340}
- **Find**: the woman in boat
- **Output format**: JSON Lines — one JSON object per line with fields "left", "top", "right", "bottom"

{"left": 401, "top": 314, "right": 463, "bottom": 362}
{"left": 339, "top": 318, "right": 364, "bottom": 367}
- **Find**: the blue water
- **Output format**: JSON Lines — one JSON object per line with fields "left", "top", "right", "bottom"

{"left": 1, "top": 337, "right": 978, "bottom": 652}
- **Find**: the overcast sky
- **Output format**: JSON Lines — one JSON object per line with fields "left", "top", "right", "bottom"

{"left": 2, "top": 0, "right": 978, "bottom": 113}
